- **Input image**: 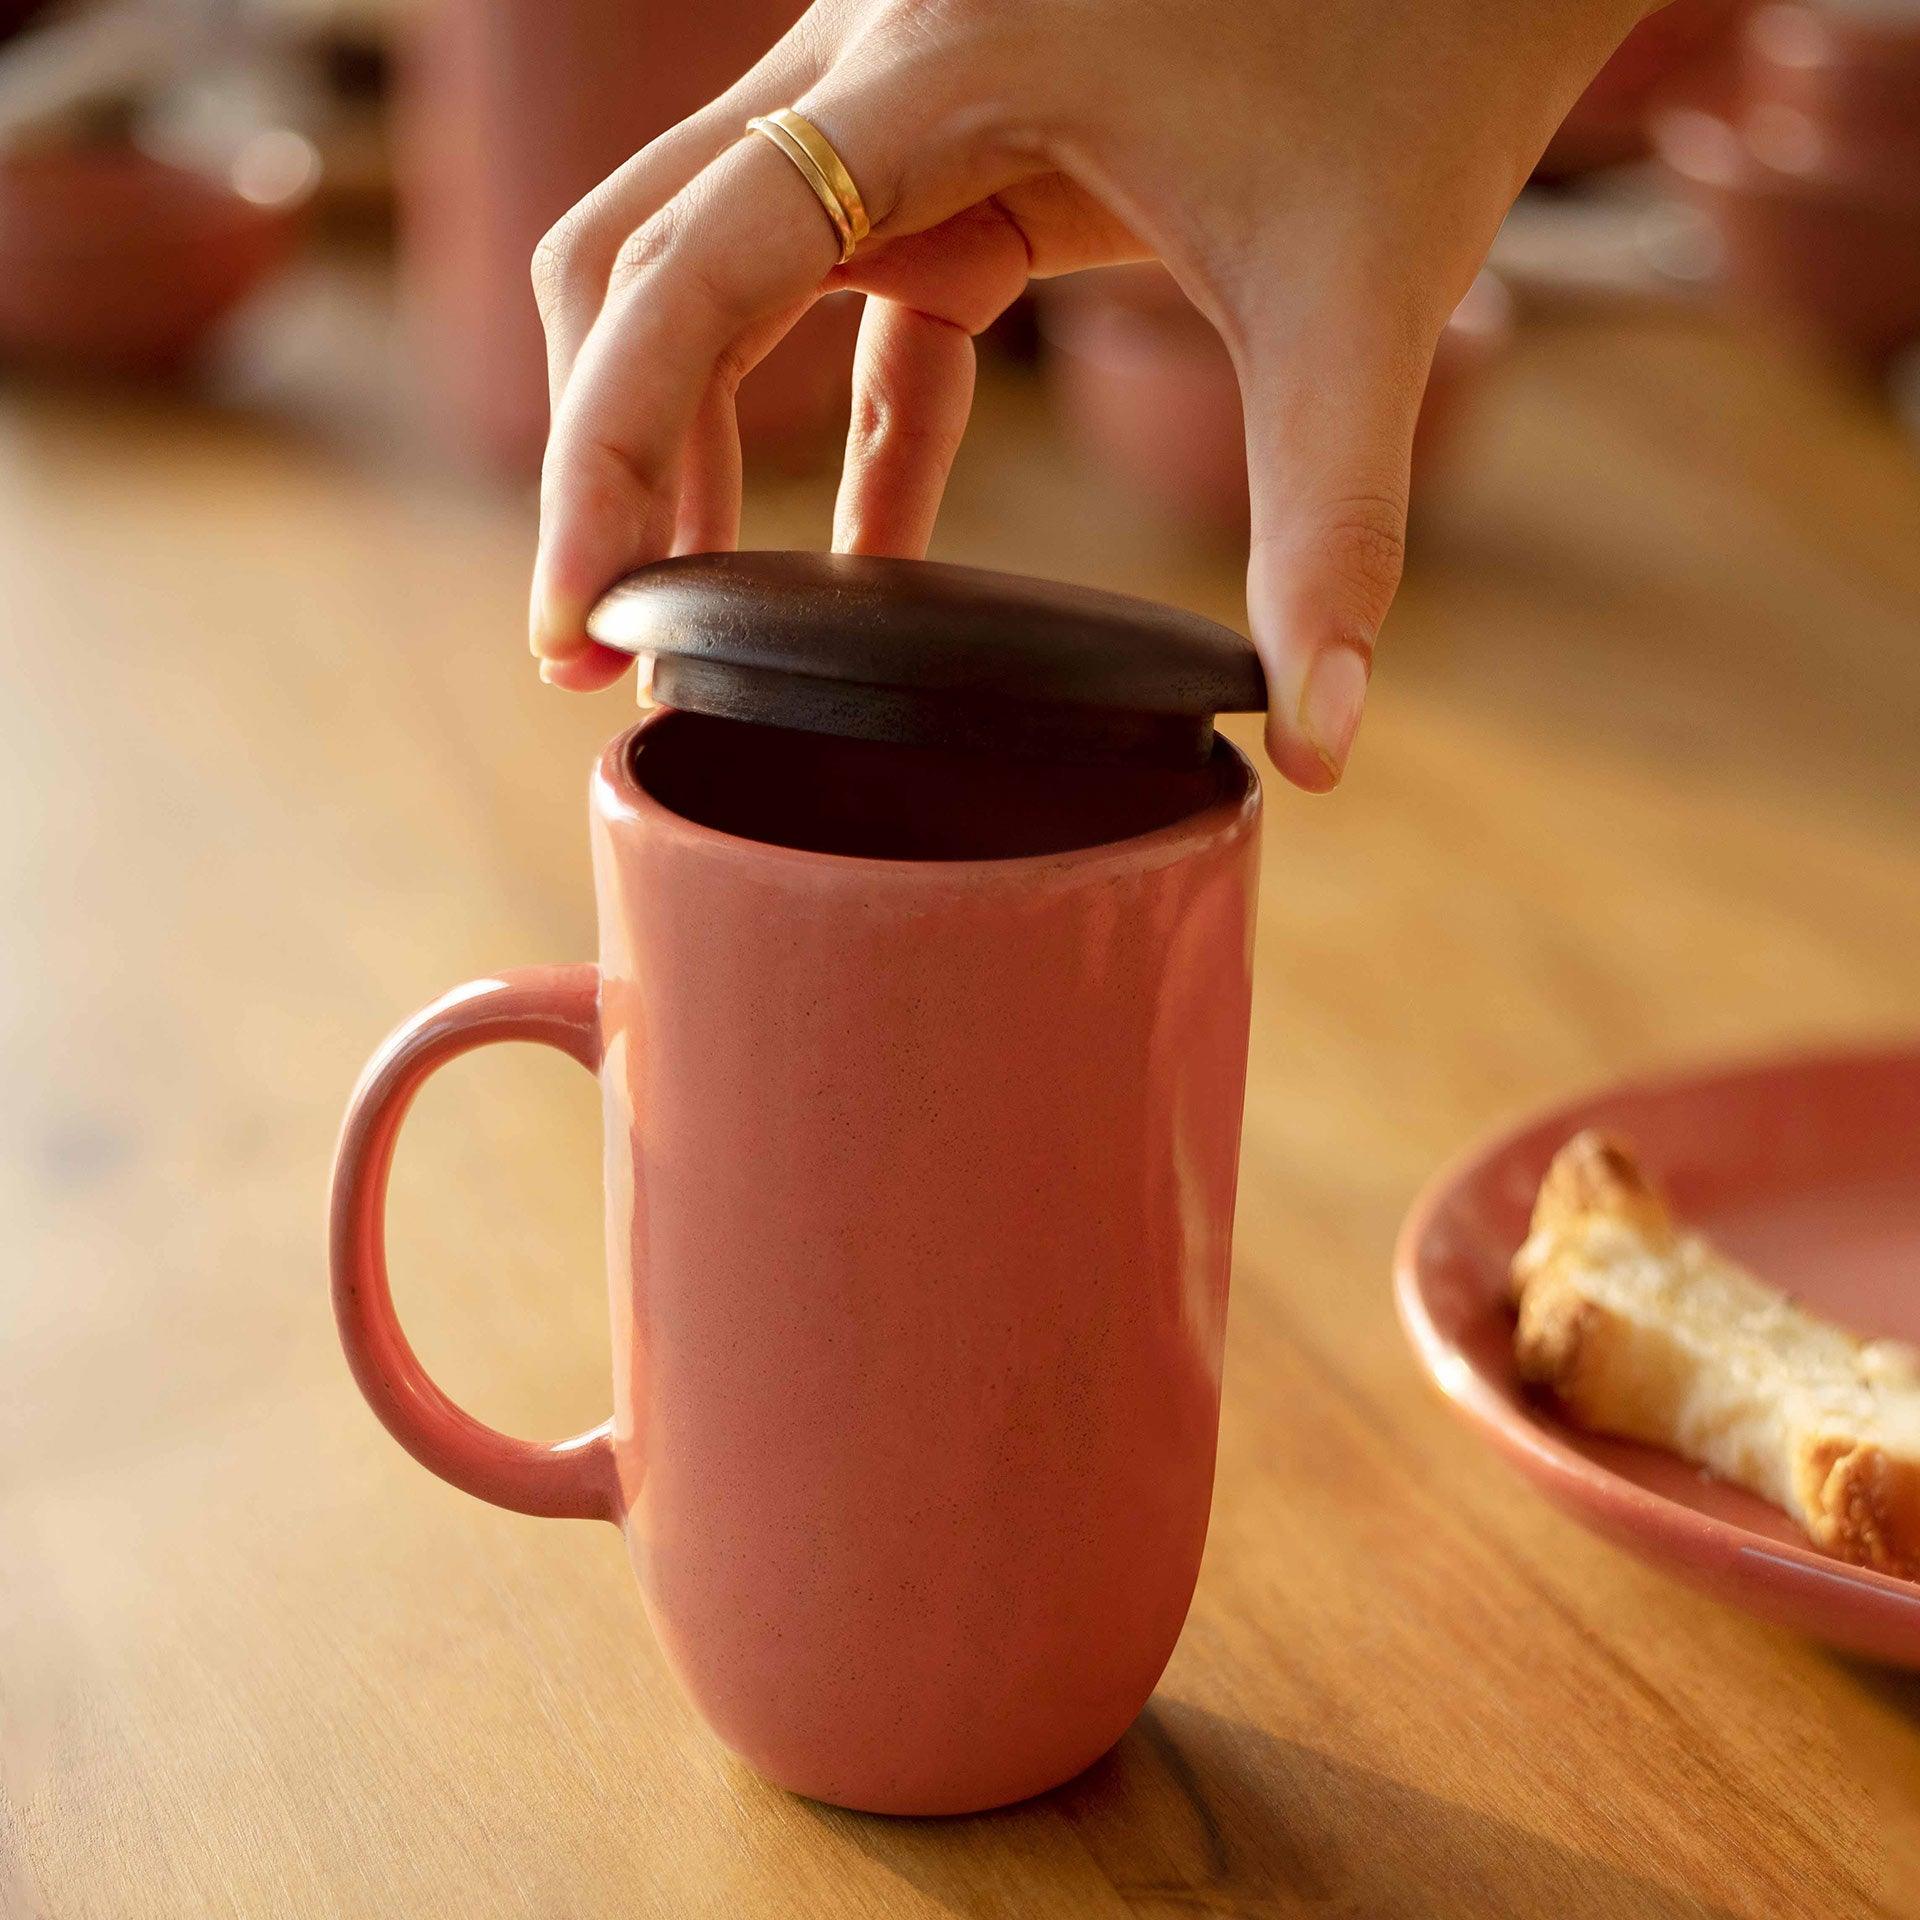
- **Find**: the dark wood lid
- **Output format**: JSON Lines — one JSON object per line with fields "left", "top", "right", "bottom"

{"left": 586, "top": 551, "right": 1264, "bottom": 765}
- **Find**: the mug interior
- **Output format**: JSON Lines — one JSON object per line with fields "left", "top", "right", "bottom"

{"left": 628, "top": 709, "right": 1247, "bottom": 861}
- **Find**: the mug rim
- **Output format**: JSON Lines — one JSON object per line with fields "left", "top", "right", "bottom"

{"left": 592, "top": 711, "right": 1260, "bottom": 882}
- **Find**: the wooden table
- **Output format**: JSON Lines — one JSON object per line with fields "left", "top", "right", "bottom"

{"left": 5, "top": 278, "right": 1920, "bottom": 1917}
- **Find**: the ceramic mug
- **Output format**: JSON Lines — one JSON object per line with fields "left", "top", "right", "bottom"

{"left": 330, "top": 709, "right": 1260, "bottom": 1814}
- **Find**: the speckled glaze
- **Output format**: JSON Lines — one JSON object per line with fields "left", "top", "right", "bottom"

{"left": 332, "top": 711, "right": 1261, "bottom": 1814}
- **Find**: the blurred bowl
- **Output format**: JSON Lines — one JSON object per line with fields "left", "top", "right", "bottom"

{"left": 0, "top": 135, "right": 314, "bottom": 376}
{"left": 1038, "top": 265, "right": 1514, "bottom": 542}
{"left": 1414, "top": 270, "right": 1516, "bottom": 467}
{"left": 1740, "top": 1, "right": 1920, "bottom": 200}
{"left": 1039, "top": 268, "right": 1248, "bottom": 536}
{"left": 1652, "top": 102, "right": 1920, "bottom": 365}
{"left": 1538, "top": 0, "right": 1753, "bottom": 179}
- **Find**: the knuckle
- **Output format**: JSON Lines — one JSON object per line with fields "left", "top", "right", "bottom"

{"left": 1315, "top": 493, "right": 1408, "bottom": 613}
{"left": 564, "top": 433, "right": 673, "bottom": 525}
{"left": 711, "top": 336, "right": 755, "bottom": 397}
{"left": 785, "top": 4, "right": 842, "bottom": 68}
{"left": 529, "top": 213, "right": 588, "bottom": 314}
{"left": 608, "top": 202, "right": 745, "bottom": 326}
{"left": 607, "top": 203, "right": 684, "bottom": 291}
{"left": 847, "top": 383, "right": 961, "bottom": 467}
{"left": 866, "top": 0, "right": 970, "bottom": 45}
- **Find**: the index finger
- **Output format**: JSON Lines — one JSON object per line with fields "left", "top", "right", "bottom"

{"left": 530, "top": 124, "right": 868, "bottom": 673}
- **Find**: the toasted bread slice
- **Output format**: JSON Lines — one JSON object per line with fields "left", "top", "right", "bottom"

{"left": 1511, "top": 1131, "right": 1920, "bottom": 1581}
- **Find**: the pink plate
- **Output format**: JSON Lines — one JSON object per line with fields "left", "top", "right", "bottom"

{"left": 1394, "top": 1044, "right": 1920, "bottom": 1665}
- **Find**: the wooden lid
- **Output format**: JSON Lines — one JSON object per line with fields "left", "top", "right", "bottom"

{"left": 586, "top": 551, "right": 1264, "bottom": 765}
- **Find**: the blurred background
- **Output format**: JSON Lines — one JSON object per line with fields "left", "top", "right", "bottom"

{"left": 0, "top": 0, "right": 1913, "bottom": 652}
{"left": 1, "top": 0, "right": 1917, "bottom": 508}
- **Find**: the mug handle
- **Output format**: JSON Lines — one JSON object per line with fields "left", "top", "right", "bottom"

{"left": 329, "top": 964, "right": 620, "bottom": 1525}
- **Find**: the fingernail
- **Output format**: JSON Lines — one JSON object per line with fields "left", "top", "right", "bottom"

{"left": 528, "top": 566, "right": 567, "bottom": 660}
{"left": 1297, "top": 641, "right": 1371, "bottom": 782}
{"left": 530, "top": 609, "right": 567, "bottom": 660}
{"left": 537, "top": 659, "right": 557, "bottom": 686}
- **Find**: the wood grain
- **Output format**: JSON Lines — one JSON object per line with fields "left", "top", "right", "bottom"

{"left": 3, "top": 272, "right": 1919, "bottom": 1917}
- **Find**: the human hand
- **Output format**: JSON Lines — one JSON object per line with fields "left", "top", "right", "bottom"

{"left": 529, "top": 0, "right": 1646, "bottom": 788}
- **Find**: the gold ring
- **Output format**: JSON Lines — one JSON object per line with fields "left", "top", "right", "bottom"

{"left": 745, "top": 108, "right": 870, "bottom": 266}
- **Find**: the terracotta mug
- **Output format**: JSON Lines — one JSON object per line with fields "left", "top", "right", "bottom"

{"left": 331, "top": 709, "right": 1261, "bottom": 1814}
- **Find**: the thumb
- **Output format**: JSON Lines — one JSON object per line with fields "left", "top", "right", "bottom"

{"left": 1235, "top": 311, "right": 1429, "bottom": 792}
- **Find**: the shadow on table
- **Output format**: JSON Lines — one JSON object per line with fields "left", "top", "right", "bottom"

{"left": 807, "top": 1697, "right": 1735, "bottom": 1919}
{"left": 1837, "top": 1655, "right": 1920, "bottom": 1728}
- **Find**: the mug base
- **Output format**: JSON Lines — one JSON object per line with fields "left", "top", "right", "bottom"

{"left": 726, "top": 1722, "right": 1137, "bottom": 1819}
